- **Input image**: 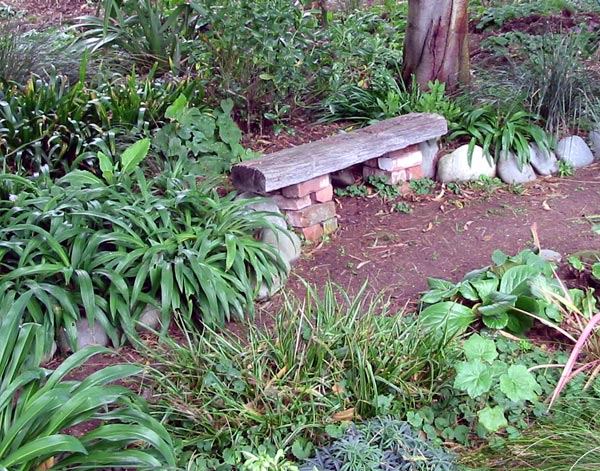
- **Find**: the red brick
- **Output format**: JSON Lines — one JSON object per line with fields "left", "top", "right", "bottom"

{"left": 322, "top": 217, "right": 338, "bottom": 235}
{"left": 379, "top": 147, "right": 423, "bottom": 171}
{"left": 285, "top": 201, "right": 336, "bottom": 228}
{"left": 282, "top": 175, "right": 330, "bottom": 198}
{"left": 299, "top": 224, "right": 324, "bottom": 241}
{"left": 363, "top": 166, "right": 406, "bottom": 185}
{"left": 311, "top": 185, "right": 334, "bottom": 203}
{"left": 271, "top": 194, "right": 312, "bottom": 210}
{"left": 406, "top": 165, "right": 423, "bottom": 180}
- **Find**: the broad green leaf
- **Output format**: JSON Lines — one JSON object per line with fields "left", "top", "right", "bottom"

{"left": 463, "top": 334, "right": 498, "bottom": 363}
{"left": 420, "top": 302, "right": 476, "bottom": 337}
{"left": 120, "top": 138, "right": 150, "bottom": 174}
{"left": 592, "top": 263, "right": 600, "bottom": 280}
{"left": 470, "top": 279, "right": 499, "bottom": 300}
{"left": 97, "top": 151, "right": 114, "bottom": 182}
{"left": 481, "top": 310, "right": 509, "bottom": 329}
{"left": 454, "top": 360, "right": 493, "bottom": 398}
{"left": 165, "top": 94, "right": 187, "bottom": 120}
{"left": 499, "top": 364, "right": 540, "bottom": 403}
{"left": 478, "top": 406, "right": 508, "bottom": 432}
{"left": 492, "top": 249, "right": 509, "bottom": 266}
{"left": 499, "top": 265, "right": 539, "bottom": 296}
{"left": 459, "top": 282, "right": 480, "bottom": 301}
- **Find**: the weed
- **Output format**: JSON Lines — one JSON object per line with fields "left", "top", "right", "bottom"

{"left": 558, "top": 160, "right": 574, "bottom": 177}
{"left": 365, "top": 175, "right": 402, "bottom": 200}
{"left": 409, "top": 177, "right": 436, "bottom": 195}
{"left": 335, "top": 184, "right": 369, "bottom": 197}
{"left": 392, "top": 201, "right": 412, "bottom": 213}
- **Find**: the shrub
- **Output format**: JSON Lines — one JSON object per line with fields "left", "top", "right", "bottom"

{"left": 0, "top": 141, "right": 288, "bottom": 349}
{"left": 0, "top": 291, "right": 176, "bottom": 470}
{"left": 147, "top": 282, "right": 457, "bottom": 469}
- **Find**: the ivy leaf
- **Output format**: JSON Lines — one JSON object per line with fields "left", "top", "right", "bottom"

{"left": 463, "top": 334, "right": 498, "bottom": 363}
{"left": 454, "top": 361, "right": 493, "bottom": 398}
{"left": 478, "top": 406, "right": 508, "bottom": 432}
{"left": 499, "top": 364, "right": 541, "bottom": 403}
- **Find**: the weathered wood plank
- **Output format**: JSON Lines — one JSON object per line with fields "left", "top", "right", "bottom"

{"left": 231, "top": 113, "right": 447, "bottom": 194}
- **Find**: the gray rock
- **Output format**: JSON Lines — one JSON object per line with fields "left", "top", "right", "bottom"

{"left": 539, "top": 249, "right": 562, "bottom": 263}
{"left": 331, "top": 168, "right": 356, "bottom": 187}
{"left": 556, "top": 136, "right": 594, "bottom": 168}
{"left": 261, "top": 228, "right": 301, "bottom": 267}
{"left": 589, "top": 128, "right": 600, "bottom": 159}
{"left": 58, "top": 317, "right": 111, "bottom": 353}
{"left": 137, "top": 304, "right": 162, "bottom": 332}
{"left": 235, "top": 192, "right": 287, "bottom": 229}
{"left": 419, "top": 139, "right": 439, "bottom": 179}
{"left": 529, "top": 144, "right": 558, "bottom": 175}
{"left": 437, "top": 145, "right": 496, "bottom": 183}
{"left": 255, "top": 275, "right": 283, "bottom": 302}
{"left": 497, "top": 151, "right": 537, "bottom": 184}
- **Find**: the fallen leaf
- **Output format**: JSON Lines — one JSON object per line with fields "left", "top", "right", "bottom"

{"left": 332, "top": 408, "right": 357, "bottom": 421}
{"left": 542, "top": 200, "right": 551, "bottom": 211}
{"left": 463, "top": 221, "right": 473, "bottom": 231}
{"left": 422, "top": 222, "right": 433, "bottom": 232}
{"left": 433, "top": 187, "right": 446, "bottom": 201}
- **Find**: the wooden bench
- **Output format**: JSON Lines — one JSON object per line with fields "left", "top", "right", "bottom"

{"left": 231, "top": 113, "right": 448, "bottom": 240}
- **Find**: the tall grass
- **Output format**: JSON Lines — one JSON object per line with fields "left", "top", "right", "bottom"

{"left": 147, "top": 282, "right": 458, "bottom": 468}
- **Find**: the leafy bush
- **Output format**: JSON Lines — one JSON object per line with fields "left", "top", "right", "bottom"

{"left": 448, "top": 104, "right": 552, "bottom": 167}
{"left": 408, "top": 332, "right": 580, "bottom": 448}
{"left": 153, "top": 94, "right": 255, "bottom": 176}
{"left": 0, "top": 291, "right": 176, "bottom": 470}
{"left": 0, "top": 141, "right": 287, "bottom": 349}
{"left": 300, "top": 416, "right": 457, "bottom": 471}
{"left": 475, "top": 0, "right": 574, "bottom": 30}
{"left": 147, "top": 282, "right": 457, "bottom": 469}
{"left": 419, "top": 248, "right": 563, "bottom": 337}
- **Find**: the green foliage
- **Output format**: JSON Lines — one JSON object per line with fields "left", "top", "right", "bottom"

{"left": 73, "top": 0, "right": 201, "bottom": 73}
{"left": 476, "top": 32, "right": 600, "bottom": 134}
{"left": 240, "top": 448, "right": 299, "bottom": 471}
{"left": 558, "top": 159, "right": 574, "bottom": 177}
{"left": 392, "top": 201, "right": 412, "bottom": 213}
{"left": 453, "top": 334, "right": 542, "bottom": 432}
{"left": 465, "top": 397, "right": 600, "bottom": 470}
{"left": 409, "top": 333, "right": 573, "bottom": 447}
{"left": 148, "top": 282, "right": 457, "bottom": 469}
{"left": 419, "top": 248, "right": 563, "bottom": 336}
{"left": 448, "top": 104, "right": 551, "bottom": 167}
{"left": 409, "top": 177, "right": 436, "bottom": 195}
{"left": 0, "top": 291, "right": 176, "bottom": 470}
{"left": 334, "top": 184, "right": 369, "bottom": 198}
{"left": 153, "top": 94, "right": 255, "bottom": 176}
{"left": 0, "top": 70, "right": 203, "bottom": 176}
{"left": 475, "top": 0, "right": 574, "bottom": 30}
{"left": 365, "top": 175, "right": 402, "bottom": 200}
{"left": 299, "top": 416, "right": 457, "bottom": 471}
{"left": 321, "top": 77, "right": 461, "bottom": 126}
{"left": 0, "top": 142, "right": 287, "bottom": 348}
{"left": 189, "top": 0, "right": 326, "bottom": 131}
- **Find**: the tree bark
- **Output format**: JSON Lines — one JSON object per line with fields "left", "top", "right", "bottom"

{"left": 402, "top": 0, "right": 470, "bottom": 91}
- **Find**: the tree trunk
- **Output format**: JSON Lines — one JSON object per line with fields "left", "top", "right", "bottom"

{"left": 402, "top": 0, "right": 470, "bottom": 91}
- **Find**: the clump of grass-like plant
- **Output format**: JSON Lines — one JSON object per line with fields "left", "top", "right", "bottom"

{"left": 147, "top": 282, "right": 458, "bottom": 469}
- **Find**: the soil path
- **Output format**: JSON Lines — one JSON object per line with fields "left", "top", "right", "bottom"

{"left": 286, "top": 164, "right": 600, "bottom": 312}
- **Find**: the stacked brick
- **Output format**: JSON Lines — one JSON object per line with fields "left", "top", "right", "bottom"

{"left": 362, "top": 144, "right": 423, "bottom": 188}
{"left": 270, "top": 175, "right": 337, "bottom": 241}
